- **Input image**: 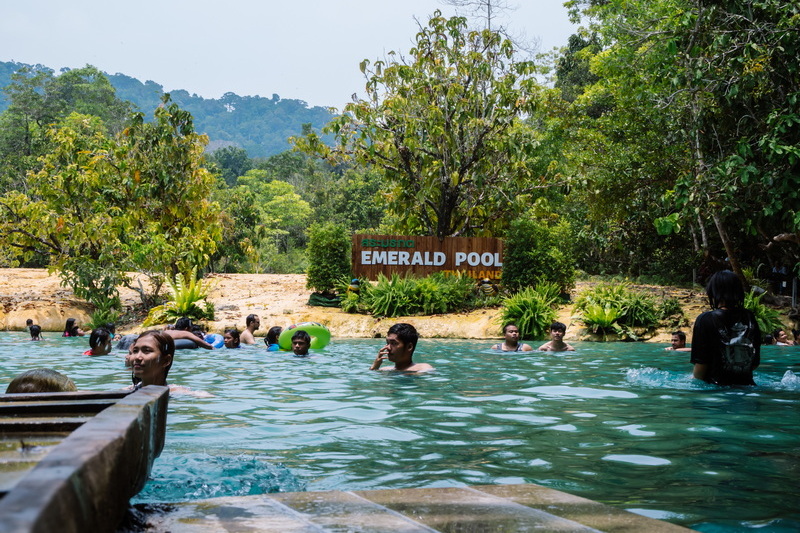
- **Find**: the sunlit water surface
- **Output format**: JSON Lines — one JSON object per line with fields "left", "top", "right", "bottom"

{"left": 3, "top": 333, "right": 799, "bottom": 532}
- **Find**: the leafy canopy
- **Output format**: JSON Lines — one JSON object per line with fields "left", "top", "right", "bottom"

{"left": 294, "top": 11, "right": 547, "bottom": 239}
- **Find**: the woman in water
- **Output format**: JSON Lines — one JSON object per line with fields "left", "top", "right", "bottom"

{"left": 127, "top": 330, "right": 174, "bottom": 388}
{"left": 264, "top": 326, "right": 282, "bottom": 351}
{"left": 690, "top": 270, "right": 761, "bottom": 385}
{"left": 62, "top": 318, "right": 85, "bottom": 337}
{"left": 126, "top": 331, "right": 212, "bottom": 397}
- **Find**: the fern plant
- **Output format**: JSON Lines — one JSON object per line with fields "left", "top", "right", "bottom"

{"left": 498, "top": 283, "right": 560, "bottom": 340}
{"left": 143, "top": 268, "right": 214, "bottom": 326}
{"left": 744, "top": 290, "right": 784, "bottom": 335}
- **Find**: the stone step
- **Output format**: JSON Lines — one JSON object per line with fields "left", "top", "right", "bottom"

{"left": 124, "top": 483, "right": 692, "bottom": 532}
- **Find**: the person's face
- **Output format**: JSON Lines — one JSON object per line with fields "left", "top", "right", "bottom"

{"left": 776, "top": 330, "right": 788, "bottom": 343}
{"left": 128, "top": 336, "right": 170, "bottom": 385}
{"left": 252, "top": 317, "right": 260, "bottom": 329}
{"left": 671, "top": 334, "right": 685, "bottom": 349}
{"left": 292, "top": 338, "right": 310, "bottom": 355}
{"left": 550, "top": 328, "right": 565, "bottom": 342}
{"left": 504, "top": 326, "right": 520, "bottom": 343}
{"left": 385, "top": 333, "right": 412, "bottom": 361}
{"left": 223, "top": 332, "right": 239, "bottom": 348}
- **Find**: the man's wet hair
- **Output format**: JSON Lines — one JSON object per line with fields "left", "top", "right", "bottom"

{"left": 388, "top": 323, "right": 418, "bottom": 354}
{"left": 29, "top": 325, "right": 41, "bottom": 338}
{"left": 291, "top": 330, "right": 311, "bottom": 344}
{"left": 672, "top": 331, "right": 686, "bottom": 342}
{"left": 246, "top": 314, "right": 259, "bottom": 327}
{"left": 502, "top": 323, "right": 519, "bottom": 334}
{"left": 550, "top": 322, "right": 567, "bottom": 333}
{"left": 175, "top": 317, "right": 193, "bottom": 331}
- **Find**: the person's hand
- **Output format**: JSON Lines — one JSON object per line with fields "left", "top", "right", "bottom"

{"left": 370, "top": 345, "right": 390, "bottom": 370}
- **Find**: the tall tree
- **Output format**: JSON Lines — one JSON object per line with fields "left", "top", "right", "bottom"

{"left": 294, "top": 12, "right": 549, "bottom": 239}
{"left": 0, "top": 96, "right": 221, "bottom": 307}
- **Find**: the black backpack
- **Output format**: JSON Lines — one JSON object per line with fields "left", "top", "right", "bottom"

{"left": 716, "top": 312, "right": 757, "bottom": 376}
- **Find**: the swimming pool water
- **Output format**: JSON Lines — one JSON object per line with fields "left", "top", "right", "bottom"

{"left": 3, "top": 333, "right": 799, "bottom": 532}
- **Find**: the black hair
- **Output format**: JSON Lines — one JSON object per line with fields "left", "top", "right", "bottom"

{"left": 103, "top": 323, "right": 116, "bottom": 334}
{"left": 63, "top": 318, "right": 79, "bottom": 336}
{"left": 772, "top": 328, "right": 786, "bottom": 338}
{"left": 502, "top": 323, "right": 518, "bottom": 334}
{"left": 388, "top": 323, "right": 418, "bottom": 354}
{"left": 291, "top": 330, "right": 311, "bottom": 344}
{"left": 266, "top": 326, "right": 282, "bottom": 345}
{"left": 550, "top": 322, "right": 567, "bottom": 333}
{"left": 705, "top": 270, "right": 745, "bottom": 310}
{"left": 175, "top": 317, "right": 193, "bottom": 331}
{"left": 246, "top": 314, "right": 259, "bottom": 327}
{"left": 672, "top": 331, "right": 686, "bottom": 342}
{"left": 29, "top": 325, "right": 42, "bottom": 338}
{"left": 133, "top": 330, "right": 175, "bottom": 379}
{"left": 224, "top": 328, "right": 241, "bottom": 348}
{"left": 89, "top": 327, "right": 111, "bottom": 349}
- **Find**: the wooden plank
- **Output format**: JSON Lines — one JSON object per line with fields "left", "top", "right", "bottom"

{"left": 0, "top": 385, "right": 169, "bottom": 533}
{"left": 0, "top": 400, "right": 116, "bottom": 416}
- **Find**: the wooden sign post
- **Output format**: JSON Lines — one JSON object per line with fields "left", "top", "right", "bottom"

{"left": 352, "top": 234, "right": 503, "bottom": 281}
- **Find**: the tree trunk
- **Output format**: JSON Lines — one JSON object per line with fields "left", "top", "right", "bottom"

{"left": 711, "top": 210, "right": 748, "bottom": 290}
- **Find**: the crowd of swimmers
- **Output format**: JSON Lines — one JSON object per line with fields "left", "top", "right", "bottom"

{"left": 11, "top": 270, "right": 798, "bottom": 394}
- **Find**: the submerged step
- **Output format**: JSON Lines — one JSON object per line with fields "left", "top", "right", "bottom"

{"left": 125, "top": 483, "right": 694, "bottom": 532}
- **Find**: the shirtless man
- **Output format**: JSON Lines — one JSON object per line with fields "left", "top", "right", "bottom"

{"left": 538, "top": 322, "right": 575, "bottom": 352}
{"left": 491, "top": 324, "right": 532, "bottom": 352}
{"left": 370, "top": 323, "right": 433, "bottom": 372}
{"left": 241, "top": 314, "right": 260, "bottom": 345}
{"left": 665, "top": 330, "right": 691, "bottom": 352}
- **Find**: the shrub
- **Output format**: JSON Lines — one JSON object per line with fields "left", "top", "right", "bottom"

{"left": 143, "top": 269, "right": 214, "bottom": 326}
{"left": 365, "top": 272, "right": 476, "bottom": 317}
{"left": 85, "top": 296, "right": 122, "bottom": 330}
{"left": 574, "top": 282, "right": 672, "bottom": 339}
{"left": 744, "top": 290, "right": 784, "bottom": 335}
{"left": 306, "top": 223, "right": 351, "bottom": 294}
{"left": 497, "top": 282, "right": 560, "bottom": 340}
{"left": 502, "top": 216, "right": 576, "bottom": 293}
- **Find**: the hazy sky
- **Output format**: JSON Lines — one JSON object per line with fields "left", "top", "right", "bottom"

{"left": 1, "top": 0, "right": 576, "bottom": 109}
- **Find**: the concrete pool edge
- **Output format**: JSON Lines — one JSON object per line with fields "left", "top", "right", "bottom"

{"left": 124, "top": 483, "right": 692, "bottom": 532}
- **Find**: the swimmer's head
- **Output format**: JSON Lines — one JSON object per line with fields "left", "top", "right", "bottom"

{"left": 6, "top": 369, "right": 77, "bottom": 393}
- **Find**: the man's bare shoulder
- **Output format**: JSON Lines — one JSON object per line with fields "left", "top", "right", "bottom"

{"left": 521, "top": 343, "right": 533, "bottom": 351}
{"left": 407, "top": 363, "right": 434, "bottom": 372}
{"left": 538, "top": 341, "right": 554, "bottom": 351}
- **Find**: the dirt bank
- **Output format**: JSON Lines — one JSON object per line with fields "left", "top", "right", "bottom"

{"left": 0, "top": 268, "right": 730, "bottom": 343}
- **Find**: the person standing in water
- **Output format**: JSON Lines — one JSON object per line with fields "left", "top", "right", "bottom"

{"left": 538, "top": 322, "right": 575, "bottom": 352}
{"left": 370, "top": 323, "right": 433, "bottom": 372}
{"left": 665, "top": 331, "right": 691, "bottom": 352}
{"left": 240, "top": 314, "right": 260, "bottom": 345}
{"left": 491, "top": 324, "right": 533, "bottom": 352}
{"left": 691, "top": 270, "right": 761, "bottom": 385}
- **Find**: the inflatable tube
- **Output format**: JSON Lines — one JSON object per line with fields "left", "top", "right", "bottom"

{"left": 205, "top": 333, "right": 225, "bottom": 349}
{"left": 278, "top": 322, "right": 331, "bottom": 351}
{"left": 116, "top": 333, "right": 138, "bottom": 352}
{"left": 174, "top": 338, "right": 199, "bottom": 350}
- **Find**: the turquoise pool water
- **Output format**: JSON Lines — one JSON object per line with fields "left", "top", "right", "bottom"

{"left": 2, "top": 333, "right": 799, "bottom": 532}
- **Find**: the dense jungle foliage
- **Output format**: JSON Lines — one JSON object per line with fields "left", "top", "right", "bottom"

{"left": 0, "top": 1, "right": 797, "bottom": 316}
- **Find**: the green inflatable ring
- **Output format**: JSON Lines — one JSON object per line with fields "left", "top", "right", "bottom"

{"left": 278, "top": 322, "right": 331, "bottom": 351}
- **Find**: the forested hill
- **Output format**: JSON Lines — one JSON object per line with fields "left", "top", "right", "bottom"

{"left": 0, "top": 61, "right": 335, "bottom": 158}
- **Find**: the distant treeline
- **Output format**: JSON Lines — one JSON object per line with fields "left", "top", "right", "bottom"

{"left": 0, "top": 60, "right": 334, "bottom": 157}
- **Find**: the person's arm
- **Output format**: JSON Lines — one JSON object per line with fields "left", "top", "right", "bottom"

{"left": 521, "top": 343, "right": 533, "bottom": 352}
{"left": 693, "top": 363, "right": 709, "bottom": 380}
{"left": 172, "top": 330, "right": 214, "bottom": 349}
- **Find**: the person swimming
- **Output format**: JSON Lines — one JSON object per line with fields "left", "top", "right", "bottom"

{"left": 6, "top": 369, "right": 77, "bottom": 393}
{"left": 62, "top": 318, "right": 85, "bottom": 337}
{"left": 264, "top": 326, "right": 282, "bottom": 351}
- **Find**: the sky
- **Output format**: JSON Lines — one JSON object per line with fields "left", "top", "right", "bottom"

{"left": 0, "top": 0, "right": 577, "bottom": 110}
